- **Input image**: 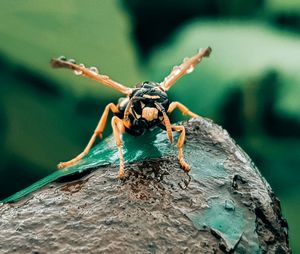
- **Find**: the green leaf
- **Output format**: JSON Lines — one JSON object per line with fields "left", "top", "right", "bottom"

{"left": 0, "top": 0, "right": 142, "bottom": 96}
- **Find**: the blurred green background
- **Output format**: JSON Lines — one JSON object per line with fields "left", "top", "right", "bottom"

{"left": 0, "top": 0, "right": 299, "bottom": 251}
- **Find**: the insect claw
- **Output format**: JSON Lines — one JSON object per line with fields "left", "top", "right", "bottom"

{"left": 181, "top": 162, "right": 190, "bottom": 172}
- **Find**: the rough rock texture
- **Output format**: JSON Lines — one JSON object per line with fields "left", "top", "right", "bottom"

{"left": 0, "top": 118, "right": 290, "bottom": 253}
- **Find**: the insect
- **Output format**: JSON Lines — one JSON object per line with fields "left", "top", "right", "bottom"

{"left": 51, "top": 47, "right": 212, "bottom": 178}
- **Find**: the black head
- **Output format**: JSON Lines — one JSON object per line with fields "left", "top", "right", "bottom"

{"left": 133, "top": 81, "right": 168, "bottom": 102}
{"left": 135, "top": 81, "right": 160, "bottom": 89}
{"left": 125, "top": 81, "right": 170, "bottom": 132}
{"left": 131, "top": 81, "right": 169, "bottom": 113}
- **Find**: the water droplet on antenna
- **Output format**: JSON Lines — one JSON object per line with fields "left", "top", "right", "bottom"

{"left": 172, "top": 66, "right": 181, "bottom": 75}
{"left": 68, "top": 59, "right": 76, "bottom": 64}
{"left": 74, "top": 63, "right": 85, "bottom": 76}
{"left": 58, "top": 56, "right": 66, "bottom": 61}
{"left": 89, "top": 66, "right": 99, "bottom": 74}
{"left": 186, "top": 65, "right": 194, "bottom": 74}
{"left": 74, "top": 69, "right": 82, "bottom": 75}
{"left": 183, "top": 57, "right": 189, "bottom": 63}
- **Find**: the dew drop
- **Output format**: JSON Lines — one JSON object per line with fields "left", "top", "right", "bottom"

{"left": 68, "top": 59, "right": 76, "bottom": 64}
{"left": 74, "top": 63, "right": 85, "bottom": 76}
{"left": 183, "top": 57, "right": 189, "bottom": 62}
{"left": 58, "top": 56, "right": 66, "bottom": 61}
{"left": 172, "top": 65, "right": 181, "bottom": 75}
{"left": 89, "top": 66, "right": 99, "bottom": 74}
{"left": 186, "top": 65, "right": 194, "bottom": 74}
{"left": 74, "top": 69, "right": 82, "bottom": 75}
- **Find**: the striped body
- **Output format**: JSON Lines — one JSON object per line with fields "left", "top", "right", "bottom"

{"left": 117, "top": 81, "right": 170, "bottom": 136}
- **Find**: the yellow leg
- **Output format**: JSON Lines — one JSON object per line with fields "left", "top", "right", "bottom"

{"left": 57, "top": 103, "right": 119, "bottom": 169}
{"left": 155, "top": 102, "right": 173, "bottom": 143}
{"left": 95, "top": 103, "right": 119, "bottom": 139}
{"left": 111, "top": 116, "right": 126, "bottom": 178}
{"left": 165, "top": 101, "right": 197, "bottom": 171}
{"left": 162, "top": 110, "right": 173, "bottom": 144}
{"left": 172, "top": 125, "right": 190, "bottom": 172}
{"left": 167, "top": 101, "right": 200, "bottom": 118}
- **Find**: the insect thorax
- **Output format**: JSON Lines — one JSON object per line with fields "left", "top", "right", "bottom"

{"left": 118, "top": 81, "right": 169, "bottom": 136}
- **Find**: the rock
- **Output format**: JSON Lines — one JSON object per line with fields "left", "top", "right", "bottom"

{"left": 0, "top": 118, "right": 290, "bottom": 253}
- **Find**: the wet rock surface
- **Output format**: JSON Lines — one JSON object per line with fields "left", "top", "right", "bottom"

{"left": 0, "top": 119, "right": 290, "bottom": 253}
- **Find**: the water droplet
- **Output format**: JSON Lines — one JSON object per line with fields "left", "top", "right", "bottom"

{"left": 89, "top": 66, "right": 99, "bottom": 74}
{"left": 74, "top": 69, "right": 82, "bottom": 75}
{"left": 198, "top": 48, "right": 204, "bottom": 54}
{"left": 58, "top": 56, "right": 66, "bottom": 61}
{"left": 172, "top": 65, "right": 181, "bottom": 75}
{"left": 186, "top": 65, "right": 194, "bottom": 74}
{"left": 224, "top": 199, "right": 235, "bottom": 211}
{"left": 102, "top": 75, "right": 109, "bottom": 79}
{"left": 74, "top": 70, "right": 82, "bottom": 75}
{"left": 74, "top": 63, "right": 85, "bottom": 75}
{"left": 68, "top": 59, "right": 76, "bottom": 64}
{"left": 183, "top": 57, "right": 189, "bottom": 62}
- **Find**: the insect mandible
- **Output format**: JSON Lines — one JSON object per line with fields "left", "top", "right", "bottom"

{"left": 51, "top": 47, "right": 212, "bottom": 178}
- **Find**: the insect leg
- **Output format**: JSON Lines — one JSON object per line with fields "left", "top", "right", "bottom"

{"left": 57, "top": 133, "right": 97, "bottom": 169}
{"left": 168, "top": 101, "right": 200, "bottom": 118}
{"left": 111, "top": 116, "right": 126, "bottom": 178}
{"left": 95, "top": 103, "right": 119, "bottom": 139}
{"left": 172, "top": 125, "right": 190, "bottom": 172}
{"left": 162, "top": 112, "right": 173, "bottom": 144}
{"left": 122, "top": 99, "right": 133, "bottom": 129}
{"left": 57, "top": 103, "right": 119, "bottom": 169}
{"left": 155, "top": 102, "right": 173, "bottom": 143}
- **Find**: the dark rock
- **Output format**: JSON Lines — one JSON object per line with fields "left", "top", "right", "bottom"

{"left": 0, "top": 118, "right": 290, "bottom": 253}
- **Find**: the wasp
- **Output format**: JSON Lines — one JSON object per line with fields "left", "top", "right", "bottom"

{"left": 51, "top": 47, "right": 212, "bottom": 178}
